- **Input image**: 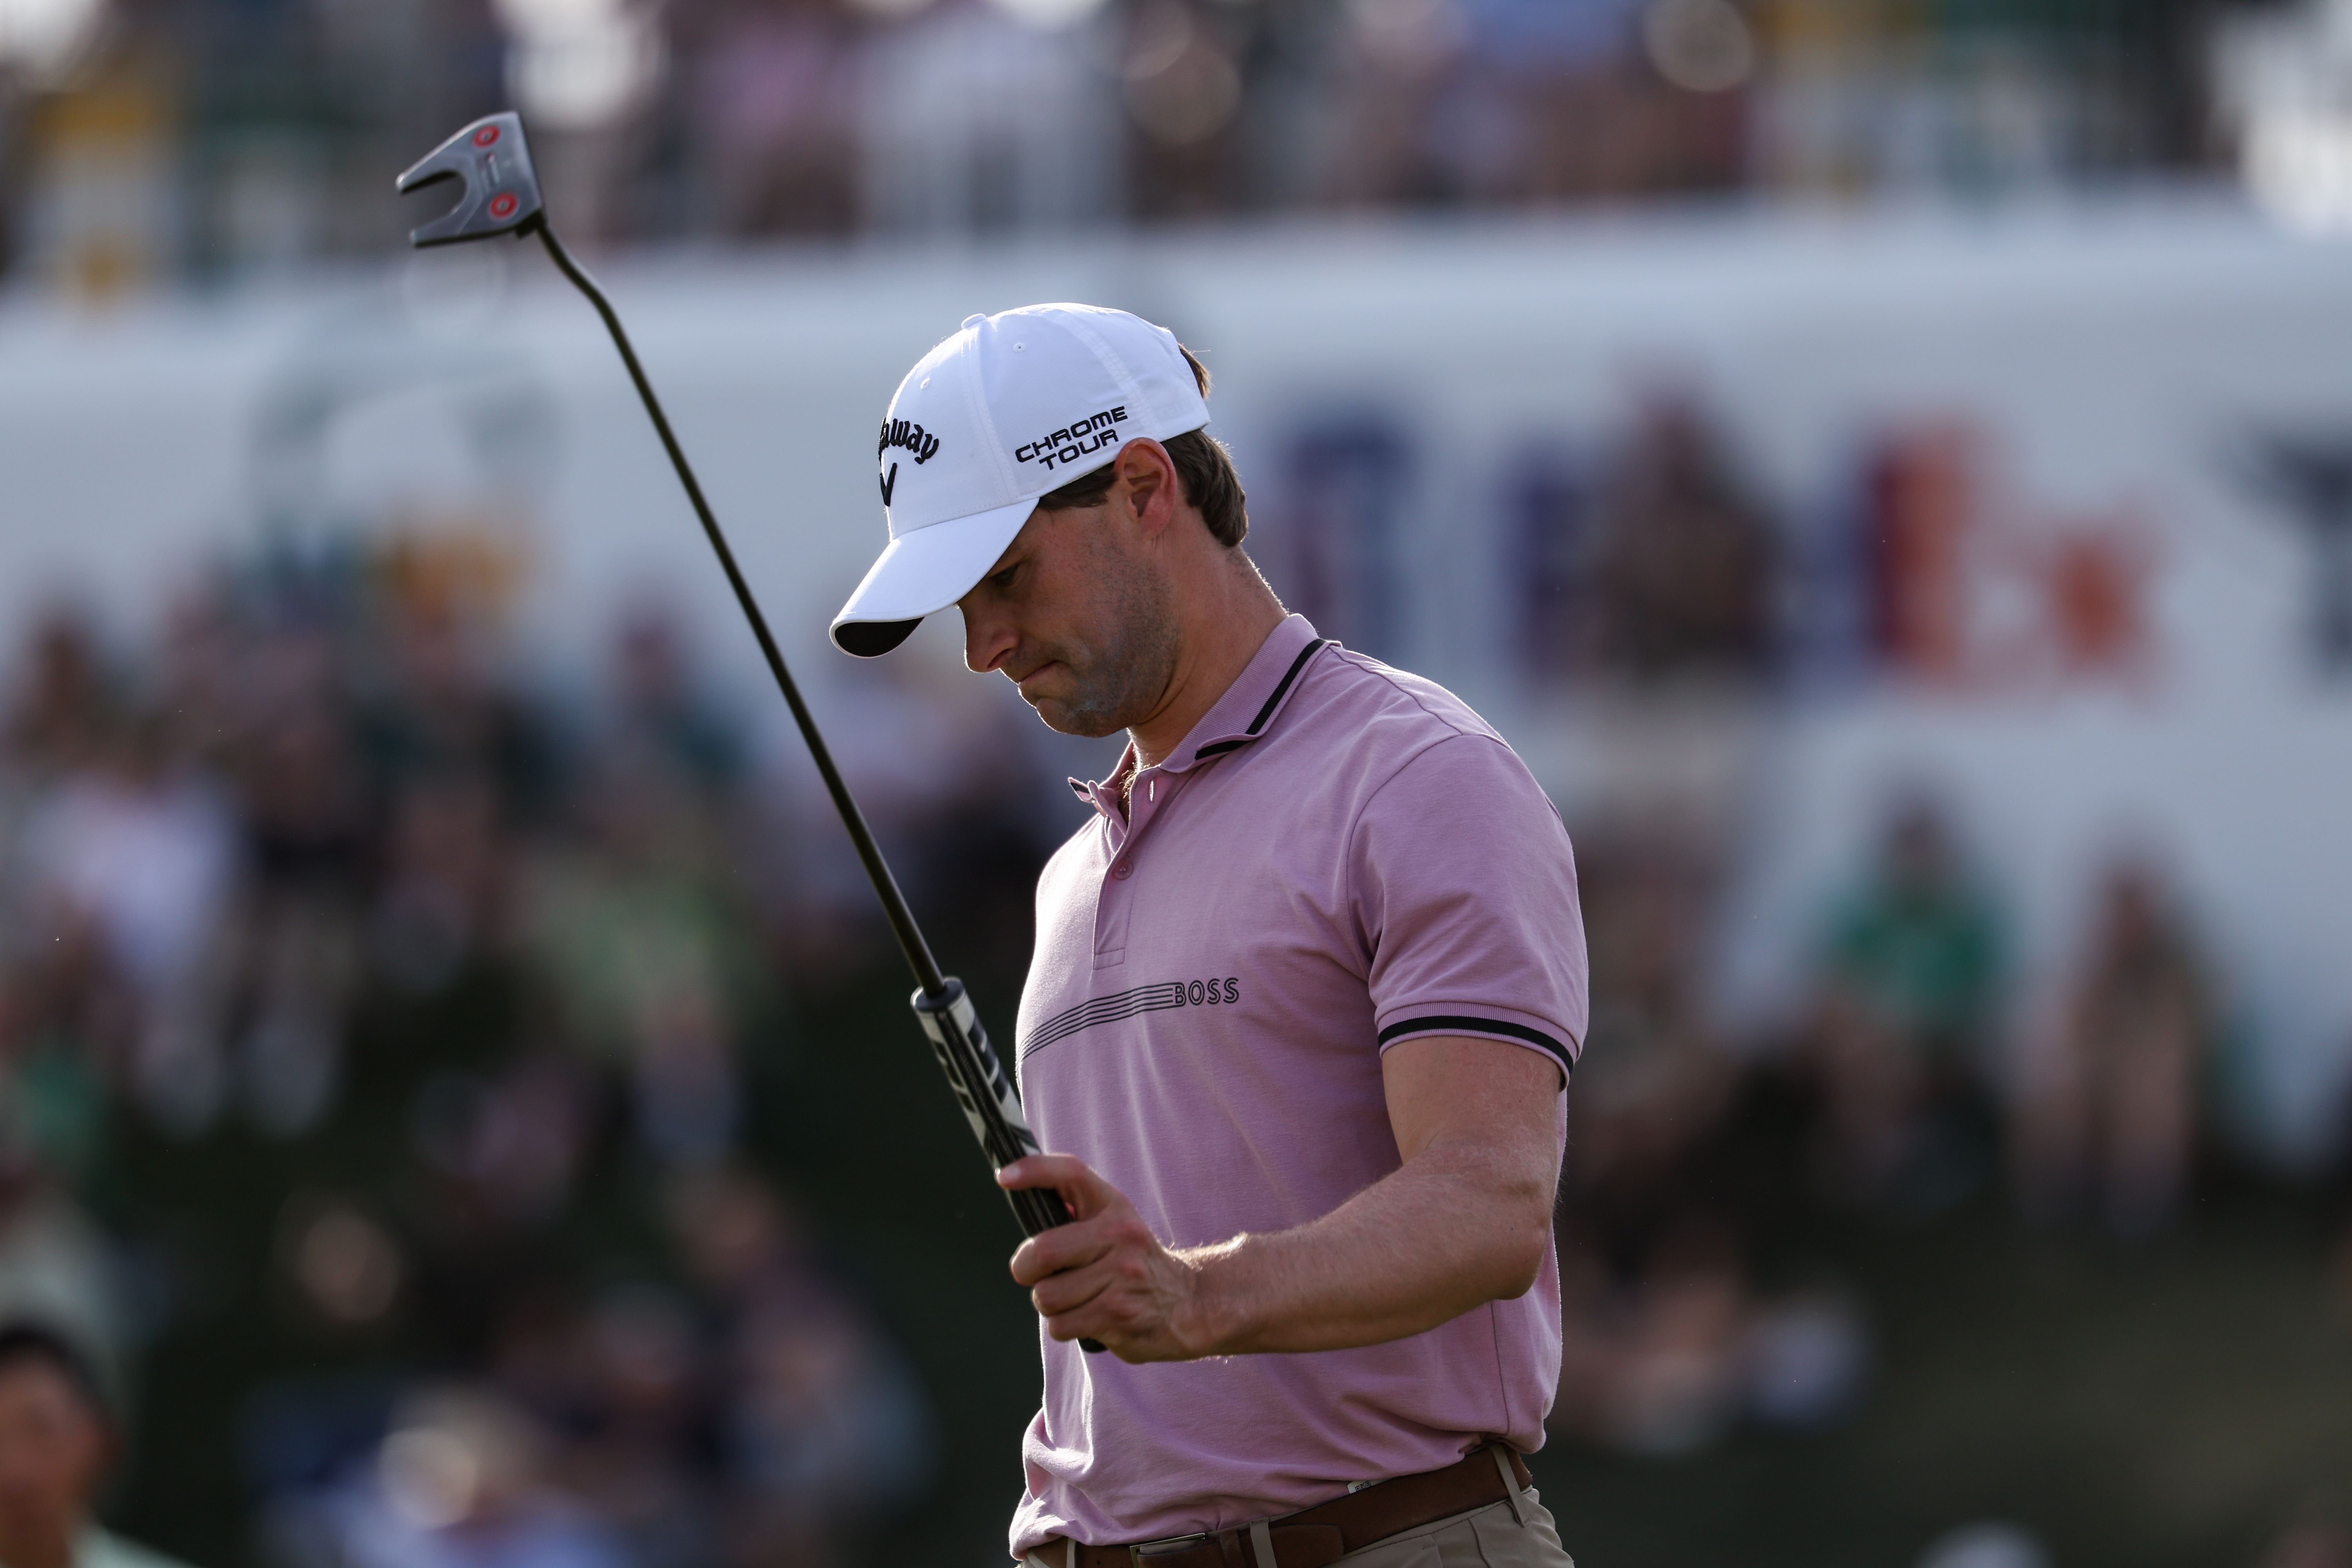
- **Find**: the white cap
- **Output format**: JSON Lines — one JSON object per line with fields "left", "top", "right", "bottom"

{"left": 830, "top": 303, "right": 1211, "bottom": 657}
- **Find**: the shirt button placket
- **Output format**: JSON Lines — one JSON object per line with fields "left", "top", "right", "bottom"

{"left": 1096, "top": 849, "right": 1135, "bottom": 967}
{"left": 1096, "top": 762, "right": 1176, "bottom": 962}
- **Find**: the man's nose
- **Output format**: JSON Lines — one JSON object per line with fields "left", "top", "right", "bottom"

{"left": 960, "top": 601, "right": 1015, "bottom": 675}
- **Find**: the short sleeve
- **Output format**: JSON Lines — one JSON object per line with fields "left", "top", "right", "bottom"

{"left": 1349, "top": 733, "right": 1588, "bottom": 1079}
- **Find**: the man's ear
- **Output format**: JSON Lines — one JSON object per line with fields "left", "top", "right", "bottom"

{"left": 1116, "top": 439, "right": 1177, "bottom": 538}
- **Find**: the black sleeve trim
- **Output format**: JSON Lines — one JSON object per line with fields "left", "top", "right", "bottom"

{"left": 1376, "top": 1014, "right": 1574, "bottom": 1077}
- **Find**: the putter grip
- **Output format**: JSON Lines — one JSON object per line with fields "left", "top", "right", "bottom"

{"left": 911, "top": 982, "right": 1107, "bottom": 1355}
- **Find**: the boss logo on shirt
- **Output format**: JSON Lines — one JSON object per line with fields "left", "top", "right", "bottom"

{"left": 1019, "top": 975, "right": 1240, "bottom": 1057}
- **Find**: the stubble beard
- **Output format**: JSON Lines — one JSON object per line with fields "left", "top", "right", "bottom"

{"left": 1029, "top": 547, "right": 1178, "bottom": 739}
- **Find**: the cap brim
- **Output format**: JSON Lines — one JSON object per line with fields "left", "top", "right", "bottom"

{"left": 830, "top": 494, "right": 1039, "bottom": 657}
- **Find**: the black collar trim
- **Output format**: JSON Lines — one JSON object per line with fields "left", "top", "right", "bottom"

{"left": 1193, "top": 639, "right": 1330, "bottom": 762}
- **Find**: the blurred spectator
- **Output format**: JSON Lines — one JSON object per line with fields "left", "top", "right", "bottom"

{"left": 17, "top": 709, "right": 237, "bottom": 1136}
{"left": 1510, "top": 397, "right": 1781, "bottom": 688}
{"left": 1583, "top": 396, "right": 1779, "bottom": 684}
{"left": 1914, "top": 1523, "right": 2053, "bottom": 1568}
{"left": 1555, "top": 1210, "right": 1750, "bottom": 1455}
{"left": 0, "top": 612, "right": 115, "bottom": 785}
{"left": 1317, "top": 0, "right": 1474, "bottom": 208}
{"left": 395, "top": 1059, "right": 591, "bottom": 1374}
{"left": 1120, "top": 0, "right": 1251, "bottom": 218}
{"left": 1563, "top": 828, "right": 1735, "bottom": 1233}
{"left": 0, "top": 1134, "right": 122, "bottom": 1392}
{"left": 857, "top": 0, "right": 1120, "bottom": 235}
{"left": 666, "top": 1168, "right": 931, "bottom": 1568}
{"left": 227, "top": 685, "right": 368, "bottom": 1139}
{"left": 362, "top": 593, "right": 556, "bottom": 834}
{"left": 310, "top": 1387, "right": 624, "bottom": 1568}
{"left": 2011, "top": 857, "right": 2214, "bottom": 1236}
{"left": 368, "top": 773, "right": 506, "bottom": 1003}
{"left": 1552, "top": 826, "right": 1873, "bottom": 1455}
{"left": 520, "top": 755, "right": 754, "bottom": 1169}
{"left": 2259, "top": 1519, "right": 2352, "bottom": 1568}
{"left": 672, "top": 0, "right": 864, "bottom": 237}
{"left": 1553, "top": 825, "right": 1738, "bottom": 1456}
{"left": 1804, "top": 797, "right": 2004, "bottom": 1206}
{"left": 555, "top": 1286, "right": 715, "bottom": 1568}
{"left": 601, "top": 610, "right": 746, "bottom": 807}
{"left": 521, "top": 613, "right": 763, "bottom": 1168}
{"left": 0, "top": 1321, "right": 189, "bottom": 1568}
{"left": 275, "top": 1194, "right": 408, "bottom": 1341}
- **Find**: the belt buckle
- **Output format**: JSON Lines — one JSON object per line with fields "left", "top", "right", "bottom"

{"left": 1130, "top": 1532, "right": 1211, "bottom": 1564}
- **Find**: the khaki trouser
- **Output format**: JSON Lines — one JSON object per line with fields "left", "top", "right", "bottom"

{"left": 1025, "top": 1486, "right": 1575, "bottom": 1568}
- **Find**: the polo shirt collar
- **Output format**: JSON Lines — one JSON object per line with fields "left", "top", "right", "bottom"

{"left": 1067, "top": 615, "right": 1332, "bottom": 817}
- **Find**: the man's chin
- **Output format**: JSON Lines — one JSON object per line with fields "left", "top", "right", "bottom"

{"left": 1027, "top": 699, "right": 1125, "bottom": 740}
{"left": 1012, "top": 661, "right": 1131, "bottom": 738}
{"left": 1019, "top": 683, "right": 1125, "bottom": 739}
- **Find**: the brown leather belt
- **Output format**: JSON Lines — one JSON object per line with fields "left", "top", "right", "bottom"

{"left": 1040, "top": 1443, "right": 1534, "bottom": 1568}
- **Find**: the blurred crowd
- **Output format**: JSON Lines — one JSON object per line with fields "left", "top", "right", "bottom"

{"left": 0, "top": 0, "right": 2239, "bottom": 296}
{"left": 1549, "top": 796, "right": 2228, "bottom": 1459}
{"left": 0, "top": 536, "right": 1097, "bottom": 1566}
{"left": 1499, "top": 392, "right": 2246, "bottom": 1459}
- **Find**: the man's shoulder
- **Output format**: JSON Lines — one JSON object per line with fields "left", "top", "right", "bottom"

{"left": 1288, "top": 652, "right": 1566, "bottom": 843}
{"left": 1296, "top": 646, "right": 1513, "bottom": 764}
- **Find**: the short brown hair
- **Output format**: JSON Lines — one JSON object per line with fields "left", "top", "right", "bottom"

{"left": 1034, "top": 345, "right": 1248, "bottom": 546}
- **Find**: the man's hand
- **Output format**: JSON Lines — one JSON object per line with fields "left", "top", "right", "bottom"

{"left": 999, "top": 1156, "right": 1219, "bottom": 1361}
{"left": 1002, "top": 1037, "right": 1564, "bottom": 1361}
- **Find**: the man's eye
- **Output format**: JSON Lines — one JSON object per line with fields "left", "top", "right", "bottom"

{"left": 989, "top": 564, "right": 1020, "bottom": 591}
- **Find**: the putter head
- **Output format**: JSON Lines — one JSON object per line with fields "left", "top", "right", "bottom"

{"left": 396, "top": 112, "right": 544, "bottom": 248}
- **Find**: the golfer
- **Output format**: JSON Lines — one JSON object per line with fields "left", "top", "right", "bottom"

{"left": 833, "top": 305, "right": 1586, "bottom": 1568}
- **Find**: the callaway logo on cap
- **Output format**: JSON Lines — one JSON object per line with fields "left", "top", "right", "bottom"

{"left": 830, "top": 303, "right": 1211, "bottom": 657}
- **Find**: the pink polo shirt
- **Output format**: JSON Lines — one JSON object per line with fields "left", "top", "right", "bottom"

{"left": 1007, "top": 614, "right": 1588, "bottom": 1558}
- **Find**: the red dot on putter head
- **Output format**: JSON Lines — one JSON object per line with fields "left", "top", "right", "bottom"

{"left": 473, "top": 124, "right": 501, "bottom": 147}
{"left": 489, "top": 193, "right": 518, "bottom": 219}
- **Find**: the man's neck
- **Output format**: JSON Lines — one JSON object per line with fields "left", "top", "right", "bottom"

{"left": 1126, "top": 561, "right": 1286, "bottom": 771}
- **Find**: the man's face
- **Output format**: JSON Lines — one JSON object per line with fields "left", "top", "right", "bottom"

{"left": 957, "top": 497, "right": 1177, "bottom": 739}
{"left": 0, "top": 1362, "right": 107, "bottom": 1554}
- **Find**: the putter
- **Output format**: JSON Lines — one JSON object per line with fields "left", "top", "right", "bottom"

{"left": 397, "top": 114, "right": 1103, "bottom": 1350}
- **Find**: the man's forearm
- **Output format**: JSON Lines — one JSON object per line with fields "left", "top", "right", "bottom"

{"left": 1175, "top": 1135, "right": 1556, "bottom": 1356}
{"left": 1003, "top": 1036, "right": 1565, "bottom": 1361}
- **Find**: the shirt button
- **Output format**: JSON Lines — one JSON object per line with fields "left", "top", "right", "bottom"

{"left": 1112, "top": 861, "right": 1134, "bottom": 880}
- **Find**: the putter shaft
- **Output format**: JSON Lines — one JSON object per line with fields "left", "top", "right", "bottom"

{"left": 397, "top": 114, "right": 1098, "bottom": 1348}
{"left": 525, "top": 222, "right": 1088, "bottom": 1271}
{"left": 532, "top": 223, "right": 945, "bottom": 995}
